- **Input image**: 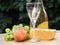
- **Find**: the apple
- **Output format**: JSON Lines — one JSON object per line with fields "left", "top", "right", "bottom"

{"left": 14, "top": 28, "right": 27, "bottom": 42}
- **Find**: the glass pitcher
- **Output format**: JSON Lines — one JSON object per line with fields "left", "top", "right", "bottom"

{"left": 30, "top": 0, "right": 48, "bottom": 29}
{"left": 29, "top": 0, "right": 48, "bottom": 42}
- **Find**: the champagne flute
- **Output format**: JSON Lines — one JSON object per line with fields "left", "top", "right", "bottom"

{"left": 26, "top": 3, "right": 41, "bottom": 42}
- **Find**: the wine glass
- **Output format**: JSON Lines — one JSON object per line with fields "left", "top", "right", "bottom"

{"left": 26, "top": 3, "right": 41, "bottom": 42}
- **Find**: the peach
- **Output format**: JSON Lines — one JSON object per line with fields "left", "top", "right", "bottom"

{"left": 14, "top": 28, "right": 27, "bottom": 42}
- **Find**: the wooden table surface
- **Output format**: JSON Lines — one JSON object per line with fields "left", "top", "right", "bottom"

{"left": 0, "top": 31, "right": 60, "bottom": 45}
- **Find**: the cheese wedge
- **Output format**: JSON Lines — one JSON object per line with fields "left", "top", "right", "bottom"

{"left": 30, "top": 28, "right": 56, "bottom": 41}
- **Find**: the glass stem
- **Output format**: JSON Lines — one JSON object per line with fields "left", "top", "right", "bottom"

{"left": 31, "top": 19, "right": 36, "bottom": 40}
{"left": 32, "top": 19, "right": 36, "bottom": 28}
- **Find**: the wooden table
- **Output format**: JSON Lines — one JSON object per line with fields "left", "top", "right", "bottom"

{"left": 0, "top": 31, "right": 60, "bottom": 45}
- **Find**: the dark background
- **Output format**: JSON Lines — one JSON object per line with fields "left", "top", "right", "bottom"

{"left": 0, "top": 0, "right": 60, "bottom": 33}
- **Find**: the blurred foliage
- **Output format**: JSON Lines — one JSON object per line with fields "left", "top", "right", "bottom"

{"left": 0, "top": 0, "right": 30, "bottom": 33}
{"left": 0, "top": 0, "right": 60, "bottom": 33}
{"left": 0, "top": 0, "right": 26, "bottom": 11}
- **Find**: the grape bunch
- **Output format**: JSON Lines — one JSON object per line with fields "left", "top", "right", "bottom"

{"left": 4, "top": 28, "right": 14, "bottom": 41}
{"left": 4, "top": 24, "right": 30, "bottom": 41}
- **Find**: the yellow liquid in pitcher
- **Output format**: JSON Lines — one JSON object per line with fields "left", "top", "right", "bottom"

{"left": 37, "top": 21, "right": 48, "bottom": 29}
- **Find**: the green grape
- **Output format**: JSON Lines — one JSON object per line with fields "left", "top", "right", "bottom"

{"left": 4, "top": 35, "right": 10, "bottom": 41}
{"left": 16, "top": 25, "right": 19, "bottom": 29}
{"left": 12, "top": 25, "right": 18, "bottom": 32}
{"left": 12, "top": 28, "right": 16, "bottom": 32}
{"left": 5, "top": 28, "right": 11, "bottom": 33}
{"left": 13, "top": 25, "right": 17, "bottom": 28}
{"left": 9, "top": 38, "right": 12, "bottom": 41}
{"left": 24, "top": 26, "right": 29, "bottom": 32}
{"left": 9, "top": 31, "right": 14, "bottom": 35}
{"left": 12, "top": 25, "right": 17, "bottom": 29}
{"left": 9, "top": 34, "right": 14, "bottom": 39}
{"left": 18, "top": 24, "right": 23, "bottom": 28}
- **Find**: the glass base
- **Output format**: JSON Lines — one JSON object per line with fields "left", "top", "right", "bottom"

{"left": 30, "top": 38, "right": 38, "bottom": 42}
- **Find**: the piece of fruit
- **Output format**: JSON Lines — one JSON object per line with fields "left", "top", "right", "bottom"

{"left": 14, "top": 28, "right": 27, "bottom": 42}
{"left": 18, "top": 24, "right": 23, "bottom": 28}
{"left": 5, "top": 28, "right": 11, "bottom": 33}
{"left": 30, "top": 28, "right": 56, "bottom": 41}
{"left": 37, "top": 21, "right": 48, "bottom": 29}
{"left": 9, "top": 31, "right": 13, "bottom": 35}
{"left": 24, "top": 26, "right": 29, "bottom": 32}
{"left": 12, "top": 25, "right": 18, "bottom": 33}
{"left": 4, "top": 30, "right": 14, "bottom": 41}
{"left": 4, "top": 35, "right": 10, "bottom": 41}
{"left": 12, "top": 25, "right": 17, "bottom": 30}
{"left": 9, "top": 34, "right": 14, "bottom": 39}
